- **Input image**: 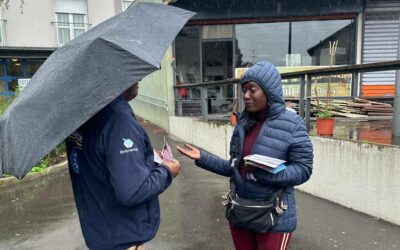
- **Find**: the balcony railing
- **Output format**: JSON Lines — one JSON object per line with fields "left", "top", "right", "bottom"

{"left": 174, "top": 60, "right": 400, "bottom": 139}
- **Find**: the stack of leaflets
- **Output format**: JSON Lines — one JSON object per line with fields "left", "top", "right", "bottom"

{"left": 154, "top": 137, "right": 174, "bottom": 164}
{"left": 243, "top": 154, "right": 286, "bottom": 174}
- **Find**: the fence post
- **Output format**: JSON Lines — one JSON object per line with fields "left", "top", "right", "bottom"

{"left": 201, "top": 86, "right": 208, "bottom": 119}
{"left": 299, "top": 74, "right": 306, "bottom": 118}
{"left": 175, "top": 88, "right": 183, "bottom": 116}
{"left": 351, "top": 71, "right": 359, "bottom": 97}
{"left": 305, "top": 75, "right": 312, "bottom": 132}
{"left": 394, "top": 75, "right": 400, "bottom": 144}
{"left": 393, "top": 27, "right": 400, "bottom": 144}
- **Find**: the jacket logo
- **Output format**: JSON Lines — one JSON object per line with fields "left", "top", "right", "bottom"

{"left": 69, "top": 147, "right": 80, "bottom": 174}
{"left": 120, "top": 138, "right": 138, "bottom": 154}
{"left": 123, "top": 138, "right": 134, "bottom": 149}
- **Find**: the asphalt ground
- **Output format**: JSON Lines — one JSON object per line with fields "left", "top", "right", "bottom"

{"left": 0, "top": 119, "right": 399, "bottom": 250}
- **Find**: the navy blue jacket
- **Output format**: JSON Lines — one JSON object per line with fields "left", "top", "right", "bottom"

{"left": 66, "top": 96, "right": 172, "bottom": 250}
{"left": 195, "top": 61, "right": 313, "bottom": 232}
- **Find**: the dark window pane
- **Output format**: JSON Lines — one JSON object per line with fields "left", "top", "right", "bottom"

{"left": 202, "top": 40, "right": 233, "bottom": 114}
{"left": 0, "top": 63, "right": 4, "bottom": 76}
{"left": 7, "top": 60, "right": 23, "bottom": 77}
{"left": 292, "top": 20, "right": 355, "bottom": 66}
{"left": 175, "top": 26, "right": 201, "bottom": 84}
{"left": 202, "top": 41, "right": 233, "bottom": 81}
{"left": 26, "top": 61, "right": 44, "bottom": 77}
{"left": 236, "top": 23, "right": 289, "bottom": 67}
{"left": 0, "top": 79, "right": 5, "bottom": 93}
{"left": 8, "top": 79, "right": 18, "bottom": 92}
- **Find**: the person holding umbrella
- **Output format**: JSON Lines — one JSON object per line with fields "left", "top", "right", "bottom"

{"left": 66, "top": 82, "right": 181, "bottom": 250}
{"left": 177, "top": 61, "right": 313, "bottom": 250}
{"left": 0, "top": 3, "right": 194, "bottom": 249}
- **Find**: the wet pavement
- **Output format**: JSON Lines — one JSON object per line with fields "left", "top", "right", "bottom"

{"left": 0, "top": 120, "right": 399, "bottom": 250}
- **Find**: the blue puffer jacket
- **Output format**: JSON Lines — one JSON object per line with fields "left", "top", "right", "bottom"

{"left": 195, "top": 61, "right": 313, "bottom": 232}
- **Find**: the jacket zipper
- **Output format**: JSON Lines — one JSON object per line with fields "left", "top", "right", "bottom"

{"left": 230, "top": 194, "right": 274, "bottom": 208}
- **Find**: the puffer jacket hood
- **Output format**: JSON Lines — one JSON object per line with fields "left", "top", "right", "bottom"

{"left": 240, "top": 61, "right": 285, "bottom": 119}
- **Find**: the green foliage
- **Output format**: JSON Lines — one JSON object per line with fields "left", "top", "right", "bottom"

{"left": 31, "top": 159, "right": 49, "bottom": 173}
{"left": 0, "top": 100, "right": 7, "bottom": 116}
{"left": 1, "top": 92, "right": 67, "bottom": 177}
{"left": 0, "top": 89, "right": 19, "bottom": 116}
{"left": 0, "top": 97, "right": 11, "bottom": 116}
{"left": 316, "top": 108, "right": 333, "bottom": 118}
{"left": 47, "top": 142, "right": 67, "bottom": 165}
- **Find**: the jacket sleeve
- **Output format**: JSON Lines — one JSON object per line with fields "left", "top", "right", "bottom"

{"left": 195, "top": 151, "right": 233, "bottom": 177}
{"left": 103, "top": 115, "right": 172, "bottom": 207}
{"left": 253, "top": 120, "right": 313, "bottom": 187}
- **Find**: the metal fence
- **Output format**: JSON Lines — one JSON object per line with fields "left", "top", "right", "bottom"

{"left": 174, "top": 60, "right": 400, "bottom": 134}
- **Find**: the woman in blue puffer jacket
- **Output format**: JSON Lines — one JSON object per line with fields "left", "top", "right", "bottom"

{"left": 177, "top": 61, "right": 313, "bottom": 250}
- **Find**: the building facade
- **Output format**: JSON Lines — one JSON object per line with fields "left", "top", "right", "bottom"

{"left": 171, "top": 0, "right": 400, "bottom": 105}
{"left": 0, "top": 0, "right": 133, "bottom": 98}
{"left": 2, "top": 0, "right": 399, "bottom": 133}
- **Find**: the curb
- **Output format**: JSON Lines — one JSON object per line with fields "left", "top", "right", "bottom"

{"left": 0, "top": 160, "right": 68, "bottom": 187}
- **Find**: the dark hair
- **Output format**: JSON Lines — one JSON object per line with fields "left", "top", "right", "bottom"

{"left": 243, "top": 112, "right": 258, "bottom": 134}
{"left": 243, "top": 108, "right": 269, "bottom": 134}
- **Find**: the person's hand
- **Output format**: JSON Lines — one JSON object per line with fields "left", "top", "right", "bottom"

{"left": 162, "top": 159, "right": 181, "bottom": 178}
{"left": 176, "top": 144, "right": 201, "bottom": 160}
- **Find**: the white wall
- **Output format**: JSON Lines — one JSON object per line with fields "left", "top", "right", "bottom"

{"left": 298, "top": 137, "right": 400, "bottom": 225}
{"left": 87, "top": 0, "right": 116, "bottom": 27}
{"left": 170, "top": 116, "right": 233, "bottom": 159}
{"left": 3, "top": 0, "right": 56, "bottom": 47}
{"left": 169, "top": 116, "right": 400, "bottom": 225}
{"left": 2, "top": 0, "right": 117, "bottom": 47}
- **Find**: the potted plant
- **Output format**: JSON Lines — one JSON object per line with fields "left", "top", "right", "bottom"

{"left": 315, "top": 103, "right": 335, "bottom": 136}
{"left": 314, "top": 40, "right": 338, "bottom": 136}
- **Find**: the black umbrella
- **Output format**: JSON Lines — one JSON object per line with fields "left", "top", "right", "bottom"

{"left": 0, "top": 3, "right": 194, "bottom": 179}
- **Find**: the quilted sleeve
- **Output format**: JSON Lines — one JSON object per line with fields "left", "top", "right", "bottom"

{"left": 253, "top": 118, "right": 313, "bottom": 187}
{"left": 195, "top": 151, "right": 233, "bottom": 177}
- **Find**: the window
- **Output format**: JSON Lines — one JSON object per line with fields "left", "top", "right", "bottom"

{"left": 56, "top": 13, "right": 87, "bottom": 45}
{"left": 122, "top": 0, "right": 134, "bottom": 11}
{"left": 0, "top": 59, "right": 45, "bottom": 97}
{"left": 235, "top": 19, "right": 355, "bottom": 68}
{"left": 292, "top": 20, "right": 355, "bottom": 66}
{"left": 175, "top": 26, "right": 201, "bottom": 84}
{"left": 0, "top": 11, "right": 4, "bottom": 44}
{"left": 236, "top": 23, "right": 289, "bottom": 67}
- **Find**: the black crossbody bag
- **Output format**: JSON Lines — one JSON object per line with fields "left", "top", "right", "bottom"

{"left": 223, "top": 135, "right": 287, "bottom": 232}
{"left": 223, "top": 183, "right": 287, "bottom": 233}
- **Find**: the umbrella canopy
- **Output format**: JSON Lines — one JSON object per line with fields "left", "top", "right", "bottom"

{"left": 0, "top": 3, "right": 194, "bottom": 179}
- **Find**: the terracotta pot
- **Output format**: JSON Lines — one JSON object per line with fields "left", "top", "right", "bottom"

{"left": 316, "top": 117, "right": 335, "bottom": 136}
{"left": 230, "top": 112, "right": 237, "bottom": 126}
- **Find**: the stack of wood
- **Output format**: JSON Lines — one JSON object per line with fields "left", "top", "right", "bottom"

{"left": 346, "top": 99, "right": 393, "bottom": 116}
{"left": 288, "top": 98, "right": 393, "bottom": 118}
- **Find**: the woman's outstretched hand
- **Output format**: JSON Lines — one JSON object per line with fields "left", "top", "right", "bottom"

{"left": 176, "top": 144, "right": 201, "bottom": 160}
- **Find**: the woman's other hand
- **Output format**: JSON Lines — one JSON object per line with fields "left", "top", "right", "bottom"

{"left": 176, "top": 144, "right": 201, "bottom": 160}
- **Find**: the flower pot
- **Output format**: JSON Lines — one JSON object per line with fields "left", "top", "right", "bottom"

{"left": 316, "top": 117, "right": 335, "bottom": 136}
{"left": 230, "top": 112, "right": 237, "bottom": 126}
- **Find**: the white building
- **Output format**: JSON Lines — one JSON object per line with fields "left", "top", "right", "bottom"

{"left": 0, "top": 0, "right": 133, "bottom": 98}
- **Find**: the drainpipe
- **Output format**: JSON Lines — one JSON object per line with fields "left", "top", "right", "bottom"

{"left": 393, "top": 18, "right": 400, "bottom": 145}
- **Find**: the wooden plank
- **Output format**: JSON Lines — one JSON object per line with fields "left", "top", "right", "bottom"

{"left": 366, "top": 112, "right": 393, "bottom": 116}
{"left": 331, "top": 111, "right": 368, "bottom": 118}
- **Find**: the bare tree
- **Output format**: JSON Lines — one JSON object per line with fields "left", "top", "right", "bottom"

{"left": 0, "top": 0, "right": 25, "bottom": 13}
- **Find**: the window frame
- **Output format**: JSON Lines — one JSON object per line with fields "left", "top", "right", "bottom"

{"left": 122, "top": 0, "right": 134, "bottom": 11}
{"left": 55, "top": 12, "right": 87, "bottom": 45}
{"left": 0, "top": 11, "right": 5, "bottom": 45}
